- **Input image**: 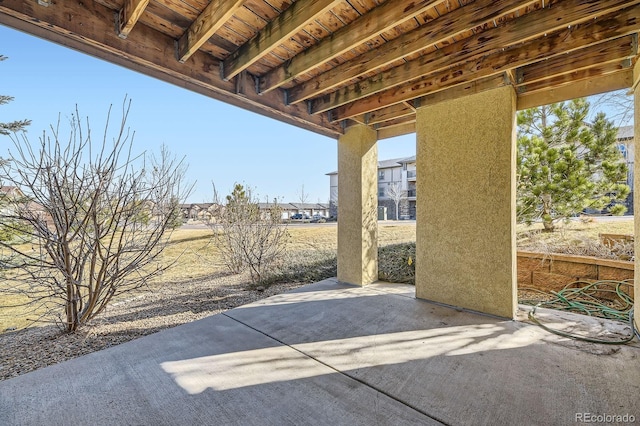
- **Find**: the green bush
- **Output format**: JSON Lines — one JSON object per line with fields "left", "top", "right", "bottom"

{"left": 378, "top": 243, "right": 415, "bottom": 284}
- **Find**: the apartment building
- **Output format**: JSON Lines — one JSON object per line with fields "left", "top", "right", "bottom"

{"left": 328, "top": 155, "right": 417, "bottom": 220}
{"left": 617, "top": 125, "right": 635, "bottom": 213}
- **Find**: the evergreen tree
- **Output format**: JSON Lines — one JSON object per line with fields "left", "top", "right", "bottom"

{"left": 517, "top": 98, "right": 629, "bottom": 231}
{"left": 1, "top": 55, "right": 31, "bottom": 135}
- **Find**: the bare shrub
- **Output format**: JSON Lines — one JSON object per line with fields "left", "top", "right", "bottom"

{"left": 518, "top": 232, "right": 633, "bottom": 261}
{"left": 385, "top": 182, "right": 407, "bottom": 220}
{"left": 208, "top": 184, "right": 289, "bottom": 284}
{"left": 0, "top": 100, "right": 192, "bottom": 332}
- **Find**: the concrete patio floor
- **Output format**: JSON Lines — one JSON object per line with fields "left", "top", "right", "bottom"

{"left": 1, "top": 279, "right": 639, "bottom": 426}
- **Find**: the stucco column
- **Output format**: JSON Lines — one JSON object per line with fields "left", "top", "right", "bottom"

{"left": 634, "top": 80, "right": 640, "bottom": 334}
{"left": 415, "top": 86, "right": 517, "bottom": 319}
{"left": 337, "top": 124, "right": 378, "bottom": 285}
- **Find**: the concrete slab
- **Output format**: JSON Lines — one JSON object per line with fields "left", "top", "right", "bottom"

{"left": 2, "top": 278, "right": 639, "bottom": 426}
{"left": 0, "top": 309, "right": 439, "bottom": 426}
{"left": 227, "top": 281, "right": 640, "bottom": 426}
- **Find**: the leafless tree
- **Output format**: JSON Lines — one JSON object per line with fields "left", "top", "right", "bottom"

{"left": 0, "top": 100, "right": 192, "bottom": 332}
{"left": 590, "top": 89, "right": 633, "bottom": 128}
{"left": 385, "top": 182, "right": 407, "bottom": 220}
{"left": 208, "top": 183, "right": 288, "bottom": 284}
{"left": 329, "top": 187, "right": 338, "bottom": 218}
{"left": 297, "top": 183, "right": 309, "bottom": 216}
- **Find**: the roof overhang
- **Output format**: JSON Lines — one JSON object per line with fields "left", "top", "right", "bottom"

{"left": 2, "top": 0, "right": 639, "bottom": 140}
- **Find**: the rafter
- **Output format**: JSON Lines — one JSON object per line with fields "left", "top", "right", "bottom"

{"left": 353, "top": 104, "right": 415, "bottom": 126}
{"left": 312, "top": 1, "right": 640, "bottom": 116}
{"left": 633, "top": 55, "right": 640, "bottom": 89}
{"left": 517, "top": 69, "right": 633, "bottom": 110}
{"left": 222, "top": 0, "right": 340, "bottom": 81}
{"left": 518, "top": 61, "right": 632, "bottom": 94}
{"left": 516, "top": 36, "right": 636, "bottom": 86}
{"left": 377, "top": 123, "right": 415, "bottom": 140}
{"left": 375, "top": 116, "right": 416, "bottom": 131}
{"left": 116, "top": 0, "right": 150, "bottom": 39}
{"left": 324, "top": 6, "right": 640, "bottom": 121}
{"left": 416, "top": 74, "right": 509, "bottom": 109}
{"left": 258, "top": 0, "right": 444, "bottom": 94}
{"left": 0, "top": 0, "right": 342, "bottom": 138}
{"left": 176, "top": 0, "right": 245, "bottom": 64}
{"left": 286, "top": 0, "right": 538, "bottom": 105}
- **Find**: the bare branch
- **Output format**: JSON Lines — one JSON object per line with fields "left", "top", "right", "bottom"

{"left": 385, "top": 182, "right": 407, "bottom": 221}
{"left": 0, "top": 99, "right": 192, "bottom": 332}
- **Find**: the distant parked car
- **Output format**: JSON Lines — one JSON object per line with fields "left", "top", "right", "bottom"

{"left": 311, "top": 214, "right": 326, "bottom": 223}
{"left": 291, "top": 213, "right": 310, "bottom": 220}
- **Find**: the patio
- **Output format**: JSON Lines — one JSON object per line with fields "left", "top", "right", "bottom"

{"left": 2, "top": 279, "right": 638, "bottom": 425}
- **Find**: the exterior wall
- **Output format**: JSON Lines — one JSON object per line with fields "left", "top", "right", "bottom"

{"left": 416, "top": 86, "right": 517, "bottom": 319}
{"left": 618, "top": 135, "right": 635, "bottom": 213}
{"left": 330, "top": 159, "right": 416, "bottom": 219}
{"left": 377, "top": 166, "right": 403, "bottom": 199}
{"left": 329, "top": 173, "right": 339, "bottom": 217}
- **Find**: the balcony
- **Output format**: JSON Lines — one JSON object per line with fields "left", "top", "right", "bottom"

{"left": 407, "top": 189, "right": 416, "bottom": 198}
{"left": 406, "top": 170, "right": 416, "bottom": 181}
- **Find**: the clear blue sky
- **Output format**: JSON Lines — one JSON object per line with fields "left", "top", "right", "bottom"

{"left": 0, "top": 24, "right": 416, "bottom": 204}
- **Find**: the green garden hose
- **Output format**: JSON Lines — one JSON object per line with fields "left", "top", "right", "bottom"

{"left": 521, "top": 280, "right": 636, "bottom": 345}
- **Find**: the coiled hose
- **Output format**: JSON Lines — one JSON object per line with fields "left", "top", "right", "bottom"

{"left": 521, "top": 280, "right": 636, "bottom": 344}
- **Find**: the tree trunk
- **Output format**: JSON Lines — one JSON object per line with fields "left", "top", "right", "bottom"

{"left": 540, "top": 193, "right": 555, "bottom": 232}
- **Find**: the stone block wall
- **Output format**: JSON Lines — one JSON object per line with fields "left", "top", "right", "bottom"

{"left": 517, "top": 251, "right": 634, "bottom": 299}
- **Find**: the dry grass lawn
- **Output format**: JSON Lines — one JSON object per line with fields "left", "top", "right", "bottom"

{"left": 517, "top": 217, "right": 634, "bottom": 256}
{"left": 0, "top": 218, "right": 633, "bottom": 332}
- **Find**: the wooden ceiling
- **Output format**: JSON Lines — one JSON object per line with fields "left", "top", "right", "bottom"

{"left": 1, "top": 0, "right": 639, "bottom": 139}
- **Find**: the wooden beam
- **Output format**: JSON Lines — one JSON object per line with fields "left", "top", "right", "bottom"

{"left": 354, "top": 104, "right": 415, "bottom": 126}
{"left": 375, "top": 117, "right": 416, "bottom": 130}
{"left": 517, "top": 69, "right": 633, "bottom": 110}
{"left": 634, "top": 56, "right": 640, "bottom": 89}
{"left": 517, "top": 36, "right": 636, "bottom": 85}
{"left": 327, "top": 8, "right": 640, "bottom": 121}
{"left": 176, "top": 0, "right": 245, "bottom": 64}
{"left": 222, "top": 0, "right": 340, "bottom": 81}
{"left": 116, "top": 0, "right": 150, "bottom": 39}
{"left": 417, "top": 74, "right": 509, "bottom": 109}
{"left": 312, "top": 1, "right": 640, "bottom": 115}
{"left": 518, "top": 61, "right": 632, "bottom": 94}
{"left": 287, "top": 0, "right": 538, "bottom": 105}
{"left": 0, "top": 0, "right": 343, "bottom": 138}
{"left": 258, "top": 0, "right": 444, "bottom": 94}
{"left": 377, "top": 123, "right": 416, "bottom": 140}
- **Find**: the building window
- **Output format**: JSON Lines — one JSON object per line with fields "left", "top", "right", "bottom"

{"left": 618, "top": 144, "right": 628, "bottom": 159}
{"left": 378, "top": 187, "right": 386, "bottom": 197}
{"left": 378, "top": 170, "right": 385, "bottom": 181}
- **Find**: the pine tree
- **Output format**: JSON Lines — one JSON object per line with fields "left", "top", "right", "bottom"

{"left": 517, "top": 98, "right": 629, "bottom": 232}
{"left": 1, "top": 55, "right": 31, "bottom": 135}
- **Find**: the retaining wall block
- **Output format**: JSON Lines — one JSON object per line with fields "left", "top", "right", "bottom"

{"left": 517, "top": 256, "right": 551, "bottom": 273}
{"left": 550, "top": 260, "right": 598, "bottom": 279}
{"left": 597, "top": 265, "right": 634, "bottom": 281}
{"left": 517, "top": 269, "right": 532, "bottom": 286}
{"left": 532, "top": 271, "right": 576, "bottom": 292}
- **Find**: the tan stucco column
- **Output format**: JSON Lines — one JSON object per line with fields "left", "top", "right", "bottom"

{"left": 337, "top": 124, "right": 378, "bottom": 285}
{"left": 634, "top": 77, "right": 640, "bottom": 334}
{"left": 415, "top": 86, "right": 517, "bottom": 319}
